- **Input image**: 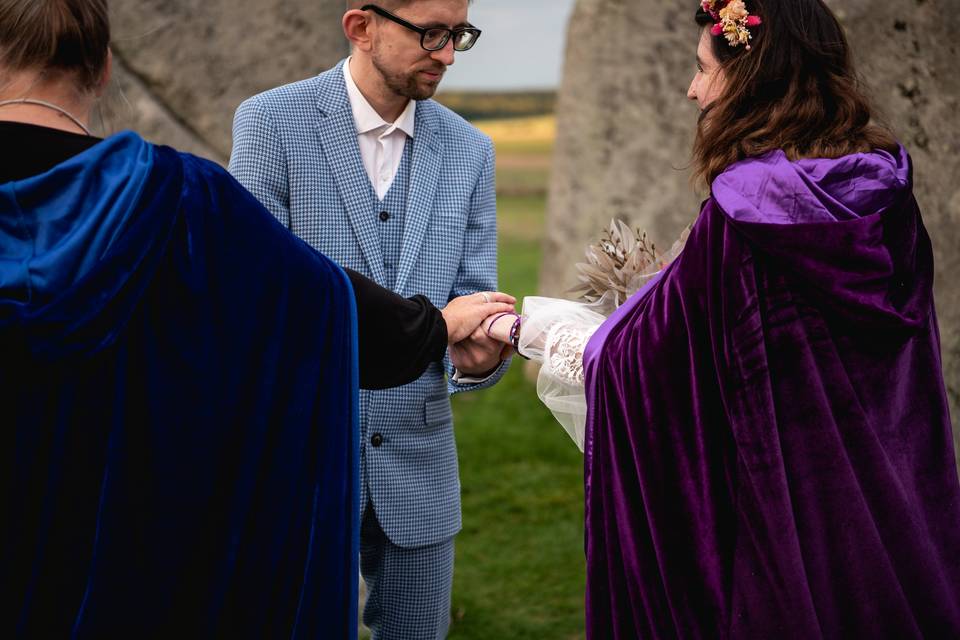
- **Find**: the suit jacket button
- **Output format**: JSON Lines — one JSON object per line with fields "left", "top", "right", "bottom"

{"left": 371, "top": 433, "right": 384, "bottom": 447}
{"left": 379, "top": 211, "right": 390, "bottom": 222}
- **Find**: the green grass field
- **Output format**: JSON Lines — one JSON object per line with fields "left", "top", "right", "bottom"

{"left": 446, "top": 118, "right": 587, "bottom": 639}
{"left": 447, "top": 196, "right": 586, "bottom": 639}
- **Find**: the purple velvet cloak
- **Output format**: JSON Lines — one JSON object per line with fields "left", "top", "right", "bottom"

{"left": 583, "top": 146, "right": 960, "bottom": 638}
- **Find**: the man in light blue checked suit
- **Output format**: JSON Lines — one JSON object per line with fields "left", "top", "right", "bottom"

{"left": 229, "top": 1, "right": 506, "bottom": 637}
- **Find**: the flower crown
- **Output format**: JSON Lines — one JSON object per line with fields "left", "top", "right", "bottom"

{"left": 701, "top": 0, "right": 762, "bottom": 49}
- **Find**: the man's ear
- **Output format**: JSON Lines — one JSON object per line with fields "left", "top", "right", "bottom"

{"left": 343, "top": 9, "right": 375, "bottom": 52}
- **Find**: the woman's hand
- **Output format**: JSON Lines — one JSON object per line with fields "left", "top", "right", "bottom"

{"left": 482, "top": 311, "right": 517, "bottom": 344}
{"left": 441, "top": 291, "right": 516, "bottom": 344}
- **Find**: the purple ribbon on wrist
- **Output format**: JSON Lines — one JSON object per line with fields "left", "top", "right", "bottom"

{"left": 485, "top": 311, "right": 519, "bottom": 337}
{"left": 508, "top": 315, "right": 529, "bottom": 360}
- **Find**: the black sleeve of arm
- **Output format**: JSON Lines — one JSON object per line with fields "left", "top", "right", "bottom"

{"left": 344, "top": 267, "right": 448, "bottom": 390}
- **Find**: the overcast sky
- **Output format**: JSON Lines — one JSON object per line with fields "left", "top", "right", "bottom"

{"left": 442, "top": 0, "right": 577, "bottom": 90}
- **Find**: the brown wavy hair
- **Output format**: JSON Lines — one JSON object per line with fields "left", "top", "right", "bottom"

{"left": 0, "top": 0, "right": 110, "bottom": 91}
{"left": 693, "top": 0, "right": 898, "bottom": 188}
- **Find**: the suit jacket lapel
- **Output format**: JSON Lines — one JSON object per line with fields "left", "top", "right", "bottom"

{"left": 395, "top": 100, "right": 442, "bottom": 295}
{"left": 315, "top": 62, "right": 388, "bottom": 287}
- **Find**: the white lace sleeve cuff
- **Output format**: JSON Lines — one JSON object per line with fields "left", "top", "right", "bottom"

{"left": 543, "top": 322, "right": 593, "bottom": 385}
{"left": 518, "top": 297, "right": 607, "bottom": 452}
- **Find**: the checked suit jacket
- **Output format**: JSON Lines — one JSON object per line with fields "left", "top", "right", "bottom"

{"left": 229, "top": 60, "right": 506, "bottom": 549}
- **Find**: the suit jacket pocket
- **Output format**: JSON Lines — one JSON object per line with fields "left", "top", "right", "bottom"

{"left": 424, "top": 395, "right": 453, "bottom": 428}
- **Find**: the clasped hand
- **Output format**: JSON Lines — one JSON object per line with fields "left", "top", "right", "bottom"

{"left": 442, "top": 292, "right": 516, "bottom": 377}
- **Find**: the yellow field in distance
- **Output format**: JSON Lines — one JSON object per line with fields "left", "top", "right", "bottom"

{"left": 474, "top": 114, "right": 556, "bottom": 155}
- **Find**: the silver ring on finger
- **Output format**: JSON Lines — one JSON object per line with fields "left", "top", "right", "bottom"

{"left": 480, "top": 292, "right": 491, "bottom": 303}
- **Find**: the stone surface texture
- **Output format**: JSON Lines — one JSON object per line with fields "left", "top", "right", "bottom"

{"left": 100, "top": 1, "right": 348, "bottom": 164}
{"left": 541, "top": 0, "right": 703, "bottom": 297}
{"left": 546, "top": 0, "right": 959, "bottom": 462}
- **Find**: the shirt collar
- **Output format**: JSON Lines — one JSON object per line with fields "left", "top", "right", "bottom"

{"left": 343, "top": 58, "right": 416, "bottom": 138}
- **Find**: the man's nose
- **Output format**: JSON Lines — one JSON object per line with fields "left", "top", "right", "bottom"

{"left": 431, "top": 37, "right": 456, "bottom": 66}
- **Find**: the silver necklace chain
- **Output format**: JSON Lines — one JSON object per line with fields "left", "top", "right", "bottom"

{"left": 0, "top": 98, "right": 92, "bottom": 135}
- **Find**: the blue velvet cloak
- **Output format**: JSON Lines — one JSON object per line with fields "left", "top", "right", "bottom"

{"left": 1, "top": 132, "right": 359, "bottom": 639}
{"left": 583, "top": 146, "right": 960, "bottom": 638}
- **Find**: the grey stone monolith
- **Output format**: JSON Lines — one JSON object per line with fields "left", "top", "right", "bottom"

{"left": 541, "top": 0, "right": 702, "bottom": 297}
{"left": 101, "top": 1, "right": 348, "bottom": 164}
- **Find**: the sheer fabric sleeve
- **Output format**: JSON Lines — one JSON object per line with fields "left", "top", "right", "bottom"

{"left": 519, "top": 227, "right": 689, "bottom": 451}
{"left": 518, "top": 296, "right": 609, "bottom": 452}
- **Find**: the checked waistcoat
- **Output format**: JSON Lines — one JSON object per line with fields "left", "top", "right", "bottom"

{"left": 374, "top": 142, "right": 411, "bottom": 289}
{"left": 228, "top": 60, "right": 506, "bottom": 549}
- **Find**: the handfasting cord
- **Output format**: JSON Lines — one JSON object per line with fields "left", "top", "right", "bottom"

{"left": 485, "top": 311, "right": 518, "bottom": 338}
{"left": 508, "top": 315, "right": 529, "bottom": 360}
{"left": 483, "top": 311, "right": 528, "bottom": 360}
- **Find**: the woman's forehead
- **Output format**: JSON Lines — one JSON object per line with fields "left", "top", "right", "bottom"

{"left": 697, "top": 29, "right": 717, "bottom": 63}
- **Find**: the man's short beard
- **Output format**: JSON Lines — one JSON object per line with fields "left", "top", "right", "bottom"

{"left": 371, "top": 51, "right": 439, "bottom": 101}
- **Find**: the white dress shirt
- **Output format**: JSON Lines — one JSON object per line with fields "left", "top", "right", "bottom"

{"left": 343, "top": 58, "right": 416, "bottom": 200}
{"left": 344, "top": 59, "right": 497, "bottom": 384}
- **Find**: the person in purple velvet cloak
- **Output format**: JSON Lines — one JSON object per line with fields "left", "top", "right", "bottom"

{"left": 484, "top": 0, "right": 960, "bottom": 636}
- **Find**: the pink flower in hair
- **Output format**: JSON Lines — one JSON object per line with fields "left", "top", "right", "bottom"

{"left": 702, "top": 0, "right": 761, "bottom": 49}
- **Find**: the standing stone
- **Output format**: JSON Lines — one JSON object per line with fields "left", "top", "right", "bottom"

{"left": 101, "top": 1, "right": 348, "bottom": 164}
{"left": 97, "top": 58, "right": 222, "bottom": 161}
{"left": 547, "top": 0, "right": 960, "bottom": 466}
{"left": 541, "top": 0, "right": 703, "bottom": 301}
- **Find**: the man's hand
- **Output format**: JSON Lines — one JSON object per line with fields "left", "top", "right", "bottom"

{"left": 449, "top": 327, "right": 514, "bottom": 377}
{"left": 441, "top": 291, "right": 516, "bottom": 344}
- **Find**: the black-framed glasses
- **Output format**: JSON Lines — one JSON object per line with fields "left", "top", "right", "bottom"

{"left": 361, "top": 4, "right": 481, "bottom": 52}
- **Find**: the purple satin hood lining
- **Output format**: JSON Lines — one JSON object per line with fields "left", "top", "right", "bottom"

{"left": 711, "top": 145, "right": 910, "bottom": 224}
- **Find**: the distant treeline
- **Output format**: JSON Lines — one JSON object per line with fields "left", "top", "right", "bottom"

{"left": 434, "top": 90, "right": 556, "bottom": 121}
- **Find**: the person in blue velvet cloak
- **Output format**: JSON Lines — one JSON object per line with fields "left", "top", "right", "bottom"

{"left": 3, "top": 127, "right": 362, "bottom": 637}
{"left": 0, "top": 1, "right": 514, "bottom": 637}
